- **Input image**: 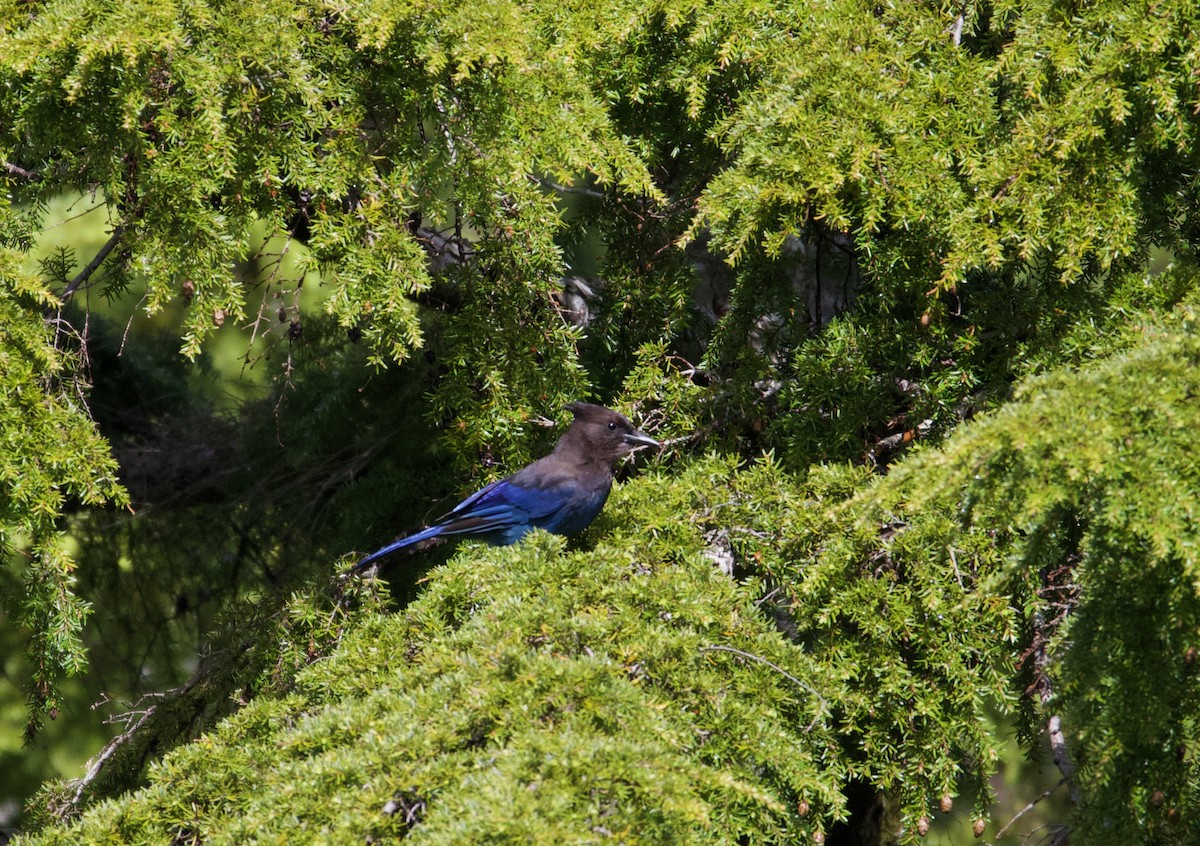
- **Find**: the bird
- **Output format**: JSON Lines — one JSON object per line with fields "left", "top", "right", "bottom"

{"left": 352, "top": 402, "right": 659, "bottom": 573}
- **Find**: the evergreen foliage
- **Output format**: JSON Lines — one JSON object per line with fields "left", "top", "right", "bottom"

{"left": 0, "top": 254, "right": 127, "bottom": 735}
{"left": 15, "top": 455, "right": 999, "bottom": 845}
{"left": 2, "top": 0, "right": 1200, "bottom": 842}
{"left": 18, "top": 306, "right": 1200, "bottom": 842}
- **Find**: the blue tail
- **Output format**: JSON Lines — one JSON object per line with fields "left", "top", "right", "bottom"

{"left": 351, "top": 524, "right": 444, "bottom": 573}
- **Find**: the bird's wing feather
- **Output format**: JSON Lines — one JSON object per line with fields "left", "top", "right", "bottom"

{"left": 350, "top": 523, "right": 444, "bottom": 572}
{"left": 435, "top": 475, "right": 568, "bottom": 536}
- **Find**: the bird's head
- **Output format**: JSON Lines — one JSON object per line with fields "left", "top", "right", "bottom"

{"left": 562, "top": 402, "right": 660, "bottom": 463}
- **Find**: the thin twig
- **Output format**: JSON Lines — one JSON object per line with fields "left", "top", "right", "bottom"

{"left": 993, "top": 777, "right": 1066, "bottom": 840}
{"left": 755, "top": 587, "right": 783, "bottom": 607}
{"left": 533, "top": 175, "right": 606, "bottom": 201}
{"left": 62, "top": 224, "right": 126, "bottom": 302}
{"left": 3, "top": 160, "right": 39, "bottom": 181}
{"left": 992, "top": 172, "right": 1020, "bottom": 202}
{"left": 57, "top": 637, "right": 255, "bottom": 820}
{"left": 1029, "top": 822, "right": 1072, "bottom": 846}
{"left": 700, "top": 644, "right": 826, "bottom": 731}
{"left": 68, "top": 704, "right": 158, "bottom": 811}
{"left": 1032, "top": 608, "right": 1081, "bottom": 805}
{"left": 948, "top": 546, "right": 964, "bottom": 588}
{"left": 242, "top": 232, "right": 296, "bottom": 367}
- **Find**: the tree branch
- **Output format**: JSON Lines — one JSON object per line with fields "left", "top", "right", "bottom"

{"left": 700, "top": 644, "right": 826, "bottom": 731}
{"left": 949, "top": 0, "right": 968, "bottom": 47}
{"left": 54, "top": 636, "right": 254, "bottom": 821}
{"left": 61, "top": 224, "right": 126, "bottom": 303}
{"left": 993, "top": 777, "right": 1066, "bottom": 839}
{"left": 1032, "top": 608, "right": 1081, "bottom": 805}
{"left": 66, "top": 699, "right": 159, "bottom": 814}
{"left": 4, "top": 160, "right": 40, "bottom": 181}
{"left": 533, "top": 175, "right": 606, "bottom": 201}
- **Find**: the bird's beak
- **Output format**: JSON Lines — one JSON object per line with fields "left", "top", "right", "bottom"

{"left": 623, "top": 430, "right": 661, "bottom": 452}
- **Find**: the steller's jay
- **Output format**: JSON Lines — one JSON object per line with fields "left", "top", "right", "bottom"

{"left": 352, "top": 402, "right": 659, "bottom": 573}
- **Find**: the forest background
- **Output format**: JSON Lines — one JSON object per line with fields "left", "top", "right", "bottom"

{"left": 2, "top": 0, "right": 1200, "bottom": 843}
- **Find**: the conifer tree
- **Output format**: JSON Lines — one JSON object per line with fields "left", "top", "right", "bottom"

{"left": 2, "top": 0, "right": 1199, "bottom": 842}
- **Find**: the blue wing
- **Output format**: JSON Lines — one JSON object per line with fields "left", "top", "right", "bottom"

{"left": 353, "top": 476, "right": 570, "bottom": 572}
{"left": 350, "top": 522, "right": 447, "bottom": 571}
{"left": 354, "top": 466, "right": 612, "bottom": 572}
{"left": 436, "top": 476, "right": 568, "bottom": 544}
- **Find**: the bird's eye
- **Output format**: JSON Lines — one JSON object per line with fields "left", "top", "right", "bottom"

{"left": 607, "top": 421, "right": 617, "bottom": 431}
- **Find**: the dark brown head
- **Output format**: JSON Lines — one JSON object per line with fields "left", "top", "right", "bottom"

{"left": 558, "top": 402, "right": 660, "bottom": 467}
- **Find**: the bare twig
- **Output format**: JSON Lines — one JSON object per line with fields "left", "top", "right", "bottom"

{"left": 4, "top": 160, "right": 40, "bottom": 181}
{"left": 241, "top": 232, "right": 297, "bottom": 369}
{"left": 949, "top": 0, "right": 970, "bottom": 46}
{"left": 382, "top": 787, "right": 426, "bottom": 827}
{"left": 433, "top": 97, "right": 464, "bottom": 248}
{"left": 755, "top": 587, "right": 783, "bottom": 607}
{"left": 56, "top": 637, "right": 255, "bottom": 821}
{"left": 1022, "top": 556, "right": 1082, "bottom": 812}
{"left": 1046, "top": 712, "right": 1078, "bottom": 802}
{"left": 1031, "top": 607, "right": 1081, "bottom": 806}
{"left": 1028, "top": 822, "right": 1072, "bottom": 846}
{"left": 992, "top": 172, "right": 1020, "bottom": 202}
{"left": 700, "top": 644, "right": 826, "bottom": 731}
{"left": 703, "top": 529, "right": 735, "bottom": 577}
{"left": 993, "top": 777, "right": 1066, "bottom": 840}
{"left": 867, "top": 417, "right": 934, "bottom": 466}
{"left": 61, "top": 224, "right": 126, "bottom": 302}
{"left": 948, "top": 546, "right": 964, "bottom": 588}
{"left": 67, "top": 703, "right": 158, "bottom": 812}
{"left": 533, "top": 175, "right": 606, "bottom": 201}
